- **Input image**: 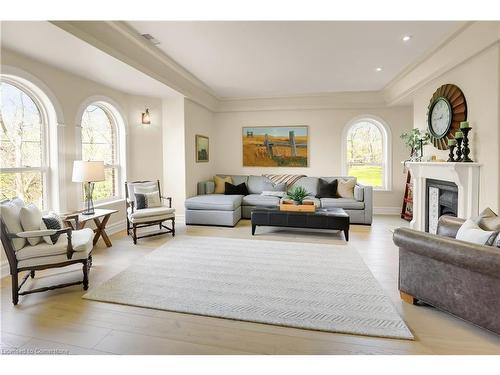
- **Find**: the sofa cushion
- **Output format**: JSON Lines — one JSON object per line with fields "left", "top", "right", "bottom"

{"left": 456, "top": 219, "right": 498, "bottom": 246}
{"left": 16, "top": 228, "right": 93, "bottom": 261}
{"left": 337, "top": 178, "right": 356, "bottom": 199}
{"left": 224, "top": 182, "right": 249, "bottom": 196}
{"left": 291, "top": 177, "right": 319, "bottom": 196}
{"left": 247, "top": 176, "right": 269, "bottom": 194}
{"left": 317, "top": 178, "right": 338, "bottom": 198}
{"left": 0, "top": 198, "right": 26, "bottom": 250}
{"left": 20, "top": 204, "right": 43, "bottom": 246}
{"left": 320, "top": 198, "right": 365, "bottom": 210}
{"left": 242, "top": 194, "right": 280, "bottom": 207}
{"left": 217, "top": 175, "right": 248, "bottom": 186}
{"left": 474, "top": 207, "right": 500, "bottom": 232}
{"left": 185, "top": 194, "right": 242, "bottom": 211}
{"left": 214, "top": 175, "right": 232, "bottom": 194}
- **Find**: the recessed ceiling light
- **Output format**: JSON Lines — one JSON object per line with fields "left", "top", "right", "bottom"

{"left": 402, "top": 35, "right": 412, "bottom": 42}
{"left": 375, "top": 67, "right": 383, "bottom": 72}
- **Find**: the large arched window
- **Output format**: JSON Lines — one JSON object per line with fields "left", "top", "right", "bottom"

{"left": 1, "top": 81, "right": 47, "bottom": 207}
{"left": 80, "top": 102, "right": 124, "bottom": 202}
{"left": 344, "top": 117, "right": 391, "bottom": 190}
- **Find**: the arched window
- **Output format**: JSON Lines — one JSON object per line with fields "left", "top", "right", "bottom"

{"left": 80, "top": 102, "right": 124, "bottom": 202}
{"left": 0, "top": 81, "right": 47, "bottom": 207}
{"left": 344, "top": 117, "right": 391, "bottom": 190}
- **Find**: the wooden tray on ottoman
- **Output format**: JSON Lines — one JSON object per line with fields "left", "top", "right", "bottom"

{"left": 279, "top": 201, "right": 316, "bottom": 212}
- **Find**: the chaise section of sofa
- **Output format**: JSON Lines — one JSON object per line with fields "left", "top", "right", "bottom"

{"left": 185, "top": 174, "right": 373, "bottom": 226}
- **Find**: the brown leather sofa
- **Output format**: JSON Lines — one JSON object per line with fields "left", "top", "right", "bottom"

{"left": 393, "top": 215, "right": 500, "bottom": 335}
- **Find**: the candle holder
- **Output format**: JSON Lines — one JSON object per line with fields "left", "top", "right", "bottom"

{"left": 461, "top": 127, "right": 473, "bottom": 162}
{"left": 455, "top": 137, "right": 463, "bottom": 162}
{"left": 447, "top": 145, "right": 456, "bottom": 162}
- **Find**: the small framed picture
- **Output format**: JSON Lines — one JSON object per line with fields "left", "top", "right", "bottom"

{"left": 195, "top": 134, "right": 209, "bottom": 162}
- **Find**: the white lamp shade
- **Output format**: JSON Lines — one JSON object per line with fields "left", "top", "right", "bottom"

{"left": 72, "top": 160, "right": 105, "bottom": 182}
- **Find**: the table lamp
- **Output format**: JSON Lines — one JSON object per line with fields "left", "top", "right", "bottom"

{"left": 72, "top": 160, "right": 105, "bottom": 215}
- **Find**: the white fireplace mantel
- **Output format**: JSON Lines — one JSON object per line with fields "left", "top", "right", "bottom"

{"left": 404, "top": 162, "right": 481, "bottom": 231}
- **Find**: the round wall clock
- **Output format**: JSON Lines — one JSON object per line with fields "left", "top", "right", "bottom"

{"left": 427, "top": 84, "right": 467, "bottom": 150}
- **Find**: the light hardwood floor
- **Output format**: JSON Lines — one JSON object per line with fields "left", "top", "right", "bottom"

{"left": 1, "top": 215, "right": 499, "bottom": 355}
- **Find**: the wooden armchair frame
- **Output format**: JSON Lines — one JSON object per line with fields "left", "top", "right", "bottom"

{"left": 0, "top": 217, "right": 92, "bottom": 305}
{"left": 125, "top": 180, "right": 175, "bottom": 244}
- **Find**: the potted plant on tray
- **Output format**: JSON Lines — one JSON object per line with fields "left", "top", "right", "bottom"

{"left": 286, "top": 186, "right": 311, "bottom": 205}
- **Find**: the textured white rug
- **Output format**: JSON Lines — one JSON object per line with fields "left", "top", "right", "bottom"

{"left": 84, "top": 236, "right": 413, "bottom": 340}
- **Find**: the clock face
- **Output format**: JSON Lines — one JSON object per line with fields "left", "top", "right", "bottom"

{"left": 429, "top": 98, "right": 452, "bottom": 138}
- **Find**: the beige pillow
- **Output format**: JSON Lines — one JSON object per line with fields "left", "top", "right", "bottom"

{"left": 474, "top": 208, "right": 500, "bottom": 232}
{"left": 20, "top": 204, "right": 43, "bottom": 246}
{"left": 214, "top": 175, "right": 232, "bottom": 194}
{"left": 337, "top": 178, "right": 355, "bottom": 199}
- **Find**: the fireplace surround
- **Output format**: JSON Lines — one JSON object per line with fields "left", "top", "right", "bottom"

{"left": 425, "top": 179, "right": 458, "bottom": 233}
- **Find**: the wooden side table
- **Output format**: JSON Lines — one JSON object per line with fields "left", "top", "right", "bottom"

{"left": 61, "top": 209, "right": 118, "bottom": 247}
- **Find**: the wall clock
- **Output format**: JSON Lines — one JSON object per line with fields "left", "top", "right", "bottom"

{"left": 427, "top": 84, "right": 467, "bottom": 150}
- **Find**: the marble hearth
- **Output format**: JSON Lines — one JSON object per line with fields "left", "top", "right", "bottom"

{"left": 405, "top": 162, "right": 481, "bottom": 232}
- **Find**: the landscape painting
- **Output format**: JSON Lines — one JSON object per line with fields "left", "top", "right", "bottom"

{"left": 196, "top": 134, "right": 209, "bottom": 162}
{"left": 242, "top": 126, "right": 308, "bottom": 167}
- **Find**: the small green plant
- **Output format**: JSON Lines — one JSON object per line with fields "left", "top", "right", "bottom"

{"left": 400, "top": 128, "right": 430, "bottom": 159}
{"left": 286, "top": 186, "right": 311, "bottom": 204}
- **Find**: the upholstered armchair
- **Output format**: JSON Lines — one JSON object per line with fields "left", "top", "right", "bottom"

{"left": 125, "top": 180, "right": 175, "bottom": 244}
{"left": 0, "top": 198, "right": 94, "bottom": 305}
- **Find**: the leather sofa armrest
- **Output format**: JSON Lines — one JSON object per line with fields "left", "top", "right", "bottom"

{"left": 393, "top": 227, "right": 500, "bottom": 279}
{"left": 197, "top": 180, "right": 215, "bottom": 195}
{"left": 436, "top": 215, "right": 465, "bottom": 238}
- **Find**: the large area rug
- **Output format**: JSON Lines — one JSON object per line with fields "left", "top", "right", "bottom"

{"left": 83, "top": 236, "right": 413, "bottom": 340}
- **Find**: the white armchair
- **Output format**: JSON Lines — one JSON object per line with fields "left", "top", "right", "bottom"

{"left": 125, "top": 180, "right": 175, "bottom": 244}
{"left": 0, "top": 198, "right": 94, "bottom": 305}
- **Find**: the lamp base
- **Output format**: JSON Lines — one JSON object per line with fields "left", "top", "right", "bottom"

{"left": 83, "top": 182, "right": 95, "bottom": 216}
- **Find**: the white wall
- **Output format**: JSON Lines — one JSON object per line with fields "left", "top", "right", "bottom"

{"left": 212, "top": 106, "right": 413, "bottom": 210}
{"left": 412, "top": 43, "right": 500, "bottom": 213}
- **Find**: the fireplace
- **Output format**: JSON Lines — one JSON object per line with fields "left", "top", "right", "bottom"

{"left": 425, "top": 179, "right": 458, "bottom": 234}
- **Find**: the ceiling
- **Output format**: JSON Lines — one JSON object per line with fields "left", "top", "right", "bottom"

{"left": 0, "top": 21, "right": 181, "bottom": 98}
{"left": 127, "top": 21, "right": 463, "bottom": 98}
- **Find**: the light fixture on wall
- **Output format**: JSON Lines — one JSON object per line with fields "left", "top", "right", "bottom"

{"left": 141, "top": 108, "right": 151, "bottom": 125}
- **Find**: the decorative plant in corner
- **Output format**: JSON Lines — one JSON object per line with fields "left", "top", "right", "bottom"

{"left": 400, "top": 128, "right": 430, "bottom": 161}
{"left": 286, "top": 186, "right": 311, "bottom": 205}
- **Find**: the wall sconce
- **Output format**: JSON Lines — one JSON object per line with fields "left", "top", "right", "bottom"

{"left": 141, "top": 108, "right": 151, "bottom": 125}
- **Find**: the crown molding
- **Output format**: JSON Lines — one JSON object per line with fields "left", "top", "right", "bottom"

{"left": 51, "top": 21, "right": 218, "bottom": 111}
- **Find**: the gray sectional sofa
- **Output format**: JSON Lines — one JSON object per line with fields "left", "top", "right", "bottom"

{"left": 185, "top": 175, "right": 373, "bottom": 227}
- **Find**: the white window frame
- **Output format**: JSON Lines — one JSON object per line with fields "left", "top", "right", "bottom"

{"left": 76, "top": 97, "right": 127, "bottom": 206}
{"left": 0, "top": 77, "right": 50, "bottom": 208}
{"left": 341, "top": 115, "right": 392, "bottom": 191}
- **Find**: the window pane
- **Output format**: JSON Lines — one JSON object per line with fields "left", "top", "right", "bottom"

{"left": 0, "top": 82, "right": 43, "bottom": 168}
{"left": 0, "top": 171, "right": 44, "bottom": 207}
{"left": 346, "top": 121, "right": 384, "bottom": 188}
{"left": 81, "top": 105, "right": 116, "bottom": 165}
{"left": 86, "top": 167, "right": 117, "bottom": 201}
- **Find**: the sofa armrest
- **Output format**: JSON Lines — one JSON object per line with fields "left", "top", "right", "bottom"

{"left": 197, "top": 180, "right": 215, "bottom": 195}
{"left": 393, "top": 227, "right": 500, "bottom": 279}
{"left": 355, "top": 183, "right": 372, "bottom": 224}
{"left": 436, "top": 215, "right": 465, "bottom": 238}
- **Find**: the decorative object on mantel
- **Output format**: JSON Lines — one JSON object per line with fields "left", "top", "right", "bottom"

{"left": 400, "top": 128, "right": 430, "bottom": 162}
{"left": 401, "top": 171, "right": 413, "bottom": 221}
{"left": 455, "top": 131, "right": 463, "bottom": 162}
{"left": 427, "top": 84, "right": 468, "bottom": 150}
{"left": 460, "top": 121, "right": 474, "bottom": 162}
{"left": 447, "top": 139, "right": 457, "bottom": 162}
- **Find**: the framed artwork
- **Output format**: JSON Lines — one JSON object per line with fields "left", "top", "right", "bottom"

{"left": 242, "top": 126, "right": 308, "bottom": 167}
{"left": 195, "top": 135, "right": 209, "bottom": 162}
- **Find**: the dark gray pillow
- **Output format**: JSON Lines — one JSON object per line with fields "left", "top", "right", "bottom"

{"left": 41, "top": 215, "right": 62, "bottom": 244}
{"left": 317, "top": 179, "right": 338, "bottom": 198}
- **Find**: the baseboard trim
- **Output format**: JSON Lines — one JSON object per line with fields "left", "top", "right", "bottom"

{"left": 374, "top": 207, "right": 400, "bottom": 215}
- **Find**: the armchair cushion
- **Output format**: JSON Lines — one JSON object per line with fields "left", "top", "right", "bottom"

{"left": 20, "top": 204, "right": 43, "bottom": 245}
{"left": 128, "top": 205, "right": 175, "bottom": 219}
{"left": 127, "top": 181, "right": 159, "bottom": 205}
{"left": 15, "top": 228, "right": 93, "bottom": 262}
{"left": 1, "top": 198, "right": 26, "bottom": 250}
{"left": 135, "top": 191, "right": 162, "bottom": 209}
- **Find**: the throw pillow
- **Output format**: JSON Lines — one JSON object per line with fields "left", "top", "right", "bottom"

{"left": 317, "top": 179, "right": 338, "bottom": 198}
{"left": 0, "top": 198, "right": 26, "bottom": 250}
{"left": 456, "top": 219, "right": 497, "bottom": 246}
{"left": 337, "top": 178, "right": 356, "bottom": 199}
{"left": 135, "top": 191, "right": 161, "bottom": 209}
{"left": 214, "top": 175, "right": 232, "bottom": 194}
{"left": 474, "top": 207, "right": 500, "bottom": 232}
{"left": 41, "top": 212, "right": 63, "bottom": 245}
{"left": 20, "top": 204, "right": 43, "bottom": 246}
{"left": 224, "top": 182, "right": 249, "bottom": 195}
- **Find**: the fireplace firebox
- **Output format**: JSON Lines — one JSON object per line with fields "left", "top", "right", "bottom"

{"left": 425, "top": 179, "right": 458, "bottom": 233}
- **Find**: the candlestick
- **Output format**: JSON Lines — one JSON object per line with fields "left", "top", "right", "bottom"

{"left": 447, "top": 145, "right": 456, "bottom": 162}
{"left": 461, "top": 127, "right": 473, "bottom": 162}
{"left": 460, "top": 121, "right": 470, "bottom": 129}
{"left": 455, "top": 137, "right": 463, "bottom": 162}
